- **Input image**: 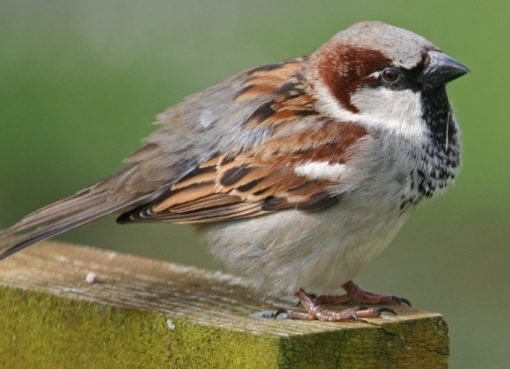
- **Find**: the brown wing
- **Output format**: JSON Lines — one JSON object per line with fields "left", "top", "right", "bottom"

{"left": 0, "top": 56, "right": 366, "bottom": 260}
{"left": 117, "top": 121, "right": 368, "bottom": 224}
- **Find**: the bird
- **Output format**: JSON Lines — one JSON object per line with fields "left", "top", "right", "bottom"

{"left": 0, "top": 21, "right": 469, "bottom": 321}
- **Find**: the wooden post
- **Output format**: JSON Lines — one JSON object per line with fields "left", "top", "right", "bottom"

{"left": 0, "top": 241, "right": 448, "bottom": 369}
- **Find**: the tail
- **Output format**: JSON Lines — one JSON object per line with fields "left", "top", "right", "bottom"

{"left": 0, "top": 170, "right": 150, "bottom": 260}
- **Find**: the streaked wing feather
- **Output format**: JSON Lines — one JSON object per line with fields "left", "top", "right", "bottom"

{"left": 118, "top": 121, "right": 368, "bottom": 224}
{"left": 1, "top": 57, "right": 361, "bottom": 259}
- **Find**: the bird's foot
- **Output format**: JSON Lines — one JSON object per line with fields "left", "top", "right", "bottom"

{"left": 279, "top": 288, "right": 396, "bottom": 322}
{"left": 312, "top": 280, "right": 411, "bottom": 306}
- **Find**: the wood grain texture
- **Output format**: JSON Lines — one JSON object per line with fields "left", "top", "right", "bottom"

{"left": 0, "top": 241, "right": 448, "bottom": 369}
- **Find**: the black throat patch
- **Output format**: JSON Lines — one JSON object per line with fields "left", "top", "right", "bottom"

{"left": 420, "top": 86, "right": 458, "bottom": 150}
{"left": 409, "top": 86, "right": 461, "bottom": 199}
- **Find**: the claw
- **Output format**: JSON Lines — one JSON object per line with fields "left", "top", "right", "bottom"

{"left": 347, "top": 311, "right": 358, "bottom": 321}
{"left": 392, "top": 296, "right": 412, "bottom": 307}
{"left": 374, "top": 307, "right": 397, "bottom": 316}
{"left": 275, "top": 309, "right": 289, "bottom": 320}
{"left": 250, "top": 310, "right": 278, "bottom": 319}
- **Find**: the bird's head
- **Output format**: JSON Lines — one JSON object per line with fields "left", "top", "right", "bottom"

{"left": 308, "top": 21, "right": 469, "bottom": 140}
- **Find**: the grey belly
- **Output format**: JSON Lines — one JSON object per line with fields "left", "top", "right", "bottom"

{"left": 196, "top": 200, "right": 412, "bottom": 296}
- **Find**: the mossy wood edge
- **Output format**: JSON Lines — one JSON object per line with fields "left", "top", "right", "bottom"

{"left": 0, "top": 241, "right": 448, "bottom": 369}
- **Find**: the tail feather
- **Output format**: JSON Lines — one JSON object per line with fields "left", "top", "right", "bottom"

{"left": 0, "top": 184, "right": 146, "bottom": 260}
{"left": 8, "top": 188, "right": 102, "bottom": 233}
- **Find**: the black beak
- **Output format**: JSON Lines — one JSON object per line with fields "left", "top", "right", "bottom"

{"left": 418, "top": 50, "right": 470, "bottom": 88}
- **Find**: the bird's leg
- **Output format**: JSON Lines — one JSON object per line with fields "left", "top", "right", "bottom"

{"left": 313, "top": 280, "right": 411, "bottom": 306}
{"left": 282, "top": 288, "right": 395, "bottom": 322}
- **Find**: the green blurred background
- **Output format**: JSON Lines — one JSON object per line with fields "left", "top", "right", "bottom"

{"left": 0, "top": 0, "right": 508, "bottom": 367}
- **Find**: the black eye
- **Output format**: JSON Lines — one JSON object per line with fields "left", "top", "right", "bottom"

{"left": 381, "top": 67, "right": 402, "bottom": 84}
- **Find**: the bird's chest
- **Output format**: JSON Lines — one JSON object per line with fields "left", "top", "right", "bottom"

{"left": 306, "top": 139, "right": 462, "bottom": 290}
{"left": 389, "top": 140, "right": 461, "bottom": 214}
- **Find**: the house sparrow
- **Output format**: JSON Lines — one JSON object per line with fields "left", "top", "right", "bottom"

{"left": 0, "top": 21, "right": 468, "bottom": 321}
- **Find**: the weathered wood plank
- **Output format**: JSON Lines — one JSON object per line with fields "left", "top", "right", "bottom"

{"left": 0, "top": 241, "right": 448, "bottom": 369}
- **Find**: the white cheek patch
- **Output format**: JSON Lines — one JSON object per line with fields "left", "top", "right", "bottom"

{"left": 351, "top": 88, "right": 425, "bottom": 137}
{"left": 295, "top": 161, "right": 347, "bottom": 181}
{"left": 314, "top": 81, "right": 427, "bottom": 143}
